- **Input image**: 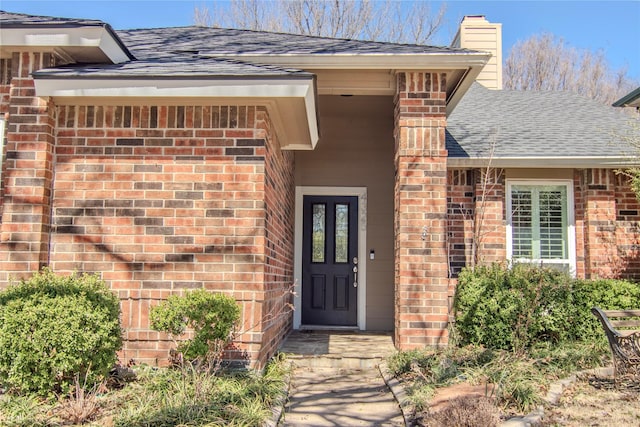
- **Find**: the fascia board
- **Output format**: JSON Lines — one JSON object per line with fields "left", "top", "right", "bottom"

{"left": 612, "top": 87, "right": 640, "bottom": 107}
{"left": 444, "top": 65, "right": 482, "bottom": 115}
{"left": 0, "top": 27, "right": 131, "bottom": 63}
{"left": 34, "top": 77, "right": 318, "bottom": 149}
{"left": 447, "top": 156, "right": 640, "bottom": 168}
{"left": 202, "top": 52, "right": 490, "bottom": 70}
{"left": 33, "top": 77, "right": 313, "bottom": 98}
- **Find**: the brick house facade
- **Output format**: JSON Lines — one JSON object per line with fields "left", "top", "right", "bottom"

{"left": 1, "top": 12, "right": 638, "bottom": 368}
{"left": 446, "top": 168, "right": 640, "bottom": 280}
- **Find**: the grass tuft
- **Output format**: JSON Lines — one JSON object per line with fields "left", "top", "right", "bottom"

{"left": 388, "top": 341, "right": 608, "bottom": 416}
{"left": 0, "top": 355, "right": 290, "bottom": 427}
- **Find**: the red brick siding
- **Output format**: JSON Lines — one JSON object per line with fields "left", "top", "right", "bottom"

{"left": 581, "top": 169, "right": 620, "bottom": 278}
{"left": 579, "top": 170, "right": 640, "bottom": 279}
{"left": 447, "top": 168, "right": 640, "bottom": 281}
{"left": 47, "top": 103, "right": 286, "bottom": 366}
{"left": 394, "top": 72, "right": 449, "bottom": 348}
{"left": 259, "top": 112, "right": 295, "bottom": 367}
{"left": 446, "top": 169, "right": 474, "bottom": 275}
{"left": 0, "top": 50, "right": 294, "bottom": 367}
{"left": 0, "top": 52, "right": 58, "bottom": 282}
{"left": 614, "top": 173, "right": 640, "bottom": 278}
{"left": 573, "top": 170, "right": 587, "bottom": 278}
{"left": 446, "top": 168, "right": 506, "bottom": 275}
{"left": 473, "top": 169, "right": 506, "bottom": 265}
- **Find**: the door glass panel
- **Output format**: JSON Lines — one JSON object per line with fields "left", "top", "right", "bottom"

{"left": 312, "top": 203, "right": 326, "bottom": 263}
{"left": 335, "top": 203, "right": 349, "bottom": 263}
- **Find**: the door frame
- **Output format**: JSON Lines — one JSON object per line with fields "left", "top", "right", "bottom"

{"left": 294, "top": 186, "right": 367, "bottom": 330}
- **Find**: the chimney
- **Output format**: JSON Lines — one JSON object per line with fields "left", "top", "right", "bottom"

{"left": 452, "top": 15, "right": 502, "bottom": 90}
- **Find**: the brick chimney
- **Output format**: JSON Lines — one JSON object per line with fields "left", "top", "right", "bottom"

{"left": 451, "top": 15, "right": 502, "bottom": 90}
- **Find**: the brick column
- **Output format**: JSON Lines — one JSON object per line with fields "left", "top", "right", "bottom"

{"left": 0, "top": 52, "right": 56, "bottom": 283}
{"left": 394, "top": 72, "right": 449, "bottom": 349}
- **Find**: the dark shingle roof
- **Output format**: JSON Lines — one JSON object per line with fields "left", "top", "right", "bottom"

{"left": 446, "top": 83, "right": 637, "bottom": 160}
{"left": 116, "top": 26, "right": 474, "bottom": 60}
{"left": 3, "top": 10, "right": 475, "bottom": 79}
{"left": 0, "top": 10, "right": 135, "bottom": 61}
{"left": 0, "top": 10, "right": 106, "bottom": 27}
{"left": 32, "top": 57, "right": 313, "bottom": 79}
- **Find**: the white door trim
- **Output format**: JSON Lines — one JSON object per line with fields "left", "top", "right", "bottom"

{"left": 294, "top": 186, "right": 367, "bottom": 330}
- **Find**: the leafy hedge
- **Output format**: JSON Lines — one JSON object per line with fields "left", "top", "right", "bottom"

{"left": 0, "top": 269, "right": 122, "bottom": 396}
{"left": 454, "top": 263, "right": 640, "bottom": 351}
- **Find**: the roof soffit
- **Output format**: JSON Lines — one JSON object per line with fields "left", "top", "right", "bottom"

{"left": 0, "top": 25, "right": 133, "bottom": 63}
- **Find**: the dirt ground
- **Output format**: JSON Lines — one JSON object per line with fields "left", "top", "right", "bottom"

{"left": 542, "top": 375, "right": 640, "bottom": 427}
{"left": 417, "top": 375, "right": 640, "bottom": 427}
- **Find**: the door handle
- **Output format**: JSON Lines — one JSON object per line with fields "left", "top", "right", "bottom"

{"left": 353, "top": 266, "right": 358, "bottom": 287}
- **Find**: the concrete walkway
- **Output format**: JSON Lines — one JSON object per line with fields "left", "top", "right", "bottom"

{"left": 279, "top": 331, "right": 404, "bottom": 426}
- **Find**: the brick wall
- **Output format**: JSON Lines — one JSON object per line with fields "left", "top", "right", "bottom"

{"left": 46, "top": 102, "right": 293, "bottom": 366}
{"left": 579, "top": 169, "right": 640, "bottom": 279}
{"left": 394, "top": 72, "right": 449, "bottom": 348}
{"left": 0, "top": 50, "right": 295, "bottom": 367}
{"left": 0, "top": 58, "right": 10, "bottom": 221}
{"left": 0, "top": 52, "right": 58, "bottom": 283}
{"left": 447, "top": 168, "right": 506, "bottom": 276}
{"left": 574, "top": 170, "right": 587, "bottom": 278}
{"left": 447, "top": 167, "right": 640, "bottom": 280}
{"left": 447, "top": 169, "right": 474, "bottom": 276}
{"left": 614, "top": 174, "right": 640, "bottom": 278}
{"left": 259, "top": 113, "right": 295, "bottom": 367}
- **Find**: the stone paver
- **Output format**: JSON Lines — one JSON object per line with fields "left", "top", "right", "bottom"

{"left": 283, "top": 367, "right": 404, "bottom": 426}
{"left": 279, "top": 331, "right": 404, "bottom": 426}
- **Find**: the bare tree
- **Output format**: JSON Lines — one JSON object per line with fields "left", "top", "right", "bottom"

{"left": 504, "top": 33, "right": 637, "bottom": 105}
{"left": 194, "top": 0, "right": 447, "bottom": 45}
{"left": 615, "top": 119, "right": 640, "bottom": 201}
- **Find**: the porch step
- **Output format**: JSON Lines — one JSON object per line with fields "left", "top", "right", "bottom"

{"left": 278, "top": 330, "right": 396, "bottom": 370}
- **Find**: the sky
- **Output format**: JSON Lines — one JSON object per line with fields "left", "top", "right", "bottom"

{"left": 3, "top": 1, "right": 640, "bottom": 80}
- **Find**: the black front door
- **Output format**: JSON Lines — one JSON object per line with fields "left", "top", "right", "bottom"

{"left": 302, "top": 195, "right": 358, "bottom": 326}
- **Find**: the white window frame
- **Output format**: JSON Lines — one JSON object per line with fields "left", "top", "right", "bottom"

{"left": 506, "top": 179, "right": 576, "bottom": 275}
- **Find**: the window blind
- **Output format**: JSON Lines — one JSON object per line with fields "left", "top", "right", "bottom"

{"left": 511, "top": 185, "right": 568, "bottom": 261}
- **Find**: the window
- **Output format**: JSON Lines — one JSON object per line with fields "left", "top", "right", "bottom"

{"left": 506, "top": 180, "right": 576, "bottom": 274}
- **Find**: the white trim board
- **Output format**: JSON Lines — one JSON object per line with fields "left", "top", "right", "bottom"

{"left": 294, "top": 186, "right": 367, "bottom": 330}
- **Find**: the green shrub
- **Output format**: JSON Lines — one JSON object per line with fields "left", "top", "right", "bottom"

{"left": 454, "top": 263, "right": 573, "bottom": 351}
{"left": 570, "top": 277, "right": 640, "bottom": 341}
{"left": 0, "top": 269, "right": 122, "bottom": 396}
{"left": 453, "top": 263, "right": 640, "bottom": 351}
{"left": 150, "top": 290, "right": 240, "bottom": 367}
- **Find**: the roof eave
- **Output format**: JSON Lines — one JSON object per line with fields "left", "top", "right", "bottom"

{"left": 447, "top": 156, "right": 640, "bottom": 169}
{"left": 33, "top": 75, "right": 319, "bottom": 150}
{"left": 613, "top": 87, "right": 640, "bottom": 108}
{"left": 208, "top": 52, "right": 489, "bottom": 116}
{"left": 444, "top": 64, "right": 484, "bottom": 116}
{"left": 205, "top": 52, "right": 490, "bottom": 69}
{"left": 0, "top": 25, "right": 134, "bottom": 63}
